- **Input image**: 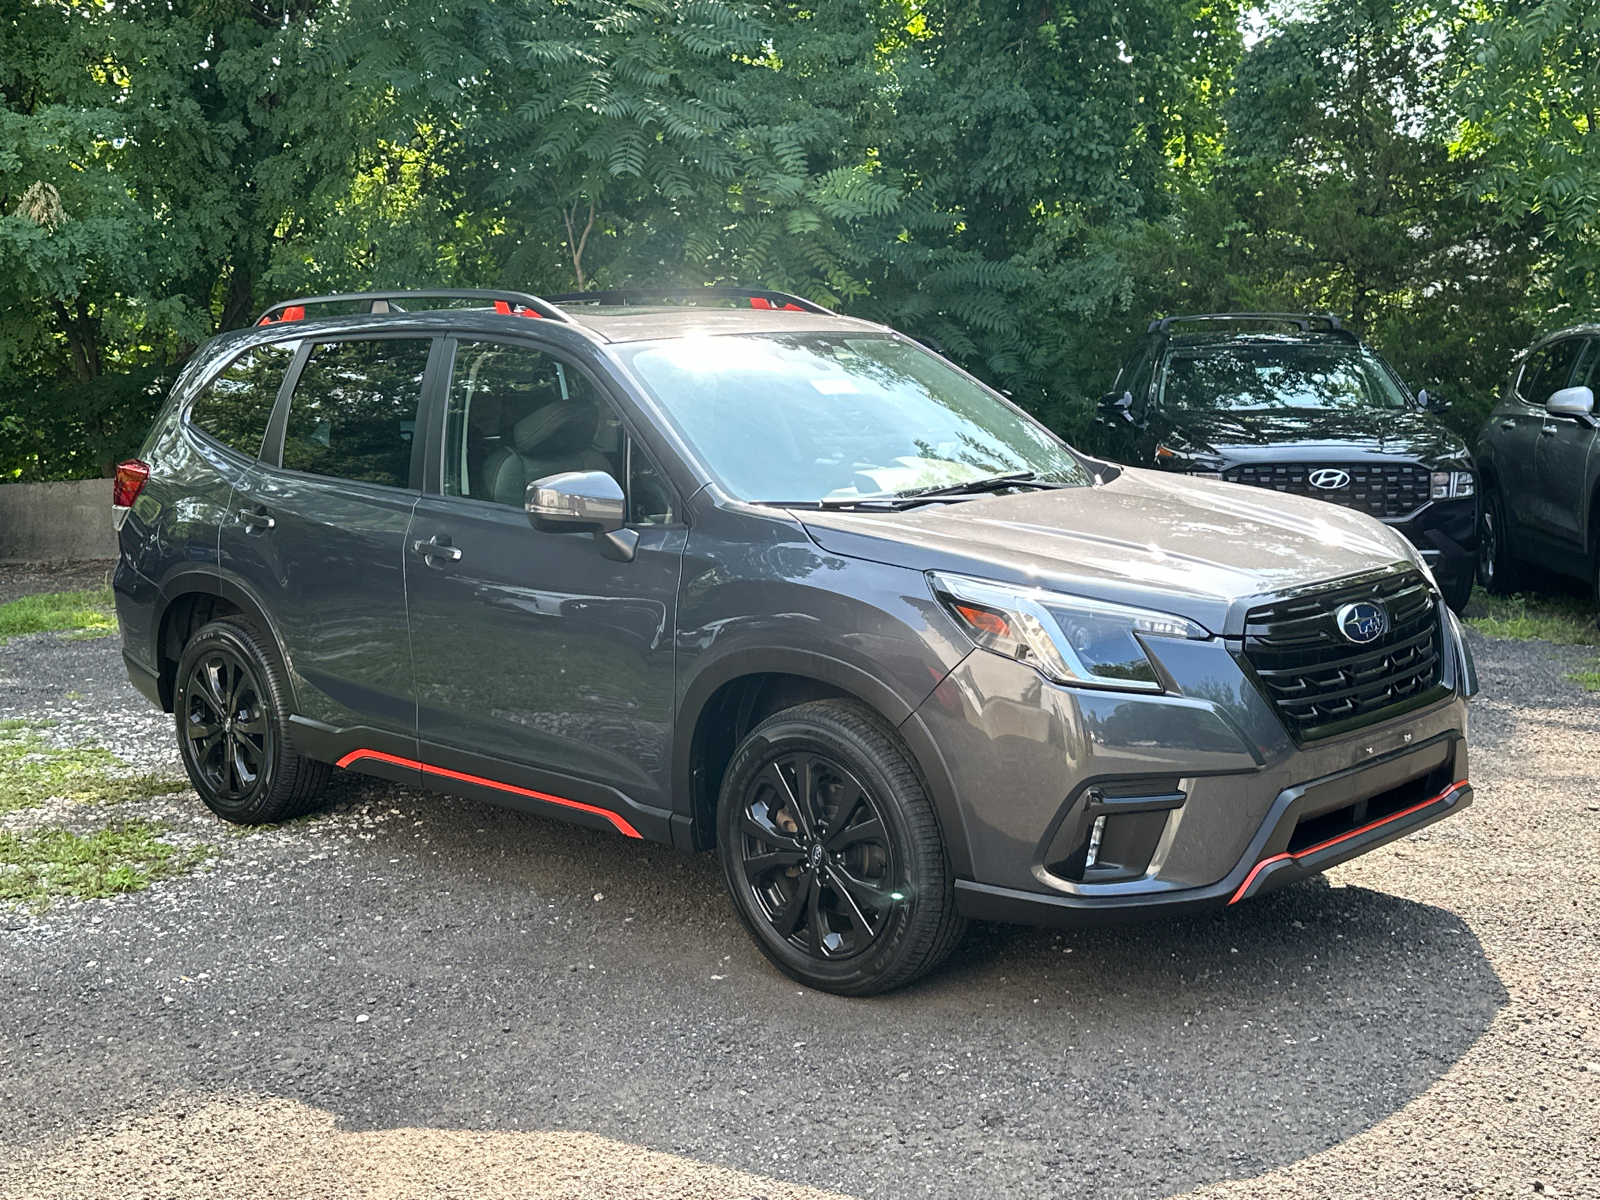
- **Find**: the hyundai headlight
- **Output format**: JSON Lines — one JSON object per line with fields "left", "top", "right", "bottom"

{"left": 929, "top": 573, "right": 1209, "bottom": 692}
{"left": 1430, "top": 471, "right": 1475, "bottom": 499}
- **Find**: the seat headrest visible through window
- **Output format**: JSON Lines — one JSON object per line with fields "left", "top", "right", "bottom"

{"left": 512, "top": 400, "right": 600, "bottom": 457}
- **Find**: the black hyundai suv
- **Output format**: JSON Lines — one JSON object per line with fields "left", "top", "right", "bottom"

{"left": 1099, "top": 314, "right": 1478, "bottom": 612}
{"left": 111, "top": 289, "right": 1475, "bottom": 994}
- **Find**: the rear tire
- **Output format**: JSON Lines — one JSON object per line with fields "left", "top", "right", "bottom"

{"left": 174, "top": 617, "right": 330, "bottom": 824}
{"left": 717, "top": 700, "right": 966, "bottom": 995}
{"left": 1440, "top": 572, "right": 1473, "bottom": 615}
{"left": 1477, "top": 489, "right": 1525, "bottom": 595}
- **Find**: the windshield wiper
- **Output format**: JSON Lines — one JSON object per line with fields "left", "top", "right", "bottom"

{"left": 899, "top": 471, "right": 1063, "bottom": 499}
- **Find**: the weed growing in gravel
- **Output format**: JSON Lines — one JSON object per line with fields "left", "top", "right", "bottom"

{"left": 0, "top": 722, "right": 187, "bottom": 817}
{"left": 1465, "top": 586, "right": 1600, "bottom": 645}
{"left": 0, "top": 823, "right": 210, "bottom": 910}
{"left": 1564, "top": 669, "right": 1600, "bottom": 691}
{"left": 0, "top": 585, "right": 117, "bottom": 644}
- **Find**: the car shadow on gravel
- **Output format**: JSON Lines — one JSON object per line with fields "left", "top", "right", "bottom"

{"left": 1, "top": 766, "right": 1507, "bottom": 1200}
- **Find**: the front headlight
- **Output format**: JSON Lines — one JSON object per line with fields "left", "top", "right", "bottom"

{"left": 930, "top": 573, "right": 1209, "bottom": 692}
{"left": 1431, "top": 471, "right": 1475, "bottom": 499}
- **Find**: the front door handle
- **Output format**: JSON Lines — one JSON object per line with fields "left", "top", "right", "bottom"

{"left": 1540, "top": 426, "right": 1557, "bottom": 437}
{"left": 411, "top": 535, "right": 462, "bottom": 565}
{"left": 240, "top": 508, "right": 275, "bottom": 533}
{"left": 1500, "top": 419, "right": 1517, "bottom": 429}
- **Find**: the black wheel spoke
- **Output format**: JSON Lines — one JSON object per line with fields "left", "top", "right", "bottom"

{"left": 739, "top": 811, "right": 802, "bottom": 853}
{"left": 742, "top": 849, "right": 806, "bottom": 883}
{"left": 807, "top": 872, "right": 828, "bottom": 952}
{"left": 825, "top": 815, "right": 884, "bottom": 851}
{"left": 760, "top": 761, "right": 812, "bottom": 839}
{"left": 772, "top": 872, "right": 813, "bottom": 939}
{"left": 821, "top": 786, "right": 863, "bottom": 840}
{"left": 824, "top": 865, "right": 881, "bottom": 938}
{"left": 827, "top": 863, "right": 896, "bottom": 916}
{"left": 793, "top": 753, "right": 822, "bottom": 834}
{"left": 203, "top": 662, "right": 229, "bottom": 714}
{"left": 235, "top": 710, "right": 268, "bottom": 737}
{"left": 187, "top": 716, "right": 222, "bottom": 741}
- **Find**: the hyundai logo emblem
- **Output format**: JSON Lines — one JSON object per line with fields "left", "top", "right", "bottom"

{"left": 1336, "top": 601, "right": 1388, "bottom": 644}
{"left": 1309, "top": 468, "right": 1352, "bottom": 490}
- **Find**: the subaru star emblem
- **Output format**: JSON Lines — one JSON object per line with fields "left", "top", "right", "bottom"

{"left": 1309, "top": 468, "right": 1351, "bottom": 490}
{"left": 1336, "top": 601, "right": 1388, "bottom": 644}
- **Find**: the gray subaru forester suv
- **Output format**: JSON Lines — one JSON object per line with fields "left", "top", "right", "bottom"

{"left": 111, "top": 287, "right": 1477, "bottom": 994}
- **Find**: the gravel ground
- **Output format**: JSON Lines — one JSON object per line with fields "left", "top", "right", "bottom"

{"left": 0, "top": 567, "right": 1596, "bottom": 1200}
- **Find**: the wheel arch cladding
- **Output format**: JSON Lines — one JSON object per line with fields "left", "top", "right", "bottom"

{"left": 676, "top": 656, "right": 974, "bottom": 877}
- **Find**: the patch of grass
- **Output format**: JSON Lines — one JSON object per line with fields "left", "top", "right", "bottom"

{"left": 1464, "top": 586, "right": 1600, "bottom": 646}
{"left": 0, "top": 822, "right": 210, "bottom": 910}
{"left": 0, "top": 585, "right": 117, "bottom": 644}
{"left": 1565, "top": 670, "right": 1600, "bottom": 691}
{"left": 0, "top": 721, "right": 187, "bottom": 817}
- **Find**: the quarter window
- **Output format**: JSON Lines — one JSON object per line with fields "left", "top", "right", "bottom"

{"left": 281, "top": 338, "right": 431, "bottom": 488}
{"left": 188, "top": 341, "right": 297, "bottom": 458}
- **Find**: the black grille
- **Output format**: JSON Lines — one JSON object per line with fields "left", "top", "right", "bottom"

{"left": 1222, "top": 462, "right": 1430, "bottom": 519}
{"left": 1241, "top": 570, "right": 1445, "bottom": 739}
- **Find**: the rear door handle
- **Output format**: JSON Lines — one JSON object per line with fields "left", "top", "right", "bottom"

{"left": 1500, "top": 419, "right": 1517, "bottom": 429}
{"left": 1540, "top": 426, "right": 1557, "bottom": 437}
{"left": 411, "top": 535, "right": 462, "bottom": 565}
{"left": 240, "top": 508, "right": 275, "bottom": 532}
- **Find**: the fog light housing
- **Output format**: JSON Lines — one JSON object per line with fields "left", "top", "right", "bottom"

{"left": 1431, "top": 471, "right": 1475, "bottom": 499}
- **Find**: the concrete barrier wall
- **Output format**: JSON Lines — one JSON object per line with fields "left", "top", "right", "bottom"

{"left": 0, "top": 479, "right": 118, "bottom": 563}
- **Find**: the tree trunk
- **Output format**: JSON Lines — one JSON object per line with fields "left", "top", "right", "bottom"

{"left": 218, "top": 265, "right": 255, "bottom": 332}
{"left": 50, "top": 298, "right": 102, "bottom": 383}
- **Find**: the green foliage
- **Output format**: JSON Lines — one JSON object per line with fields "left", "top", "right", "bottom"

{"left": 0, "top": 585, "right": 117, "bottom": 644}
{"left": 0, "top": 719, "right": 187, "bottom": 816}
{"left": 0, "top": 823, "right": 209, "bottom": 910}
{"left": 2, "top": 0, "right": 1598, "bottom": 474}
{"left": 1465, "top": 586, "right": 1600, "bottom": 645}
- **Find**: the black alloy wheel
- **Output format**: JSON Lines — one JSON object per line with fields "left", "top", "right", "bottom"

{"left": 175, "top": 617, "right": 330, "bottom": 824}
{"left": 1478, "top": 489, "right": 1525, "bottom": 595}
{"left": 718, "top": 700, "right": 966, "bottom": 995}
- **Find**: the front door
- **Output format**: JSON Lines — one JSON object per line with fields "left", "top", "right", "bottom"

{"left": 406, "top": 337, "right": 685, "bottom": 826}
{"left": 1530, "top": 338, "right": 1595, "bottom": 550}
{"left": 224, "top": 334, "right": 436, "bottom": 753}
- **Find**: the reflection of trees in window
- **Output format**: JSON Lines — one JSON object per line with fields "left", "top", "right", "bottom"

{"left": 1163, "top": 348, "right": 1404, "bottom": 410}
{"left": 283, "top": 339, "right": 431, "bottom": 488}
{"left": 189, "top": 342, "right": 296, "bottom": 458}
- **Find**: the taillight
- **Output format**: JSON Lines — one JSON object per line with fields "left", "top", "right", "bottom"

{"left": 112, "top": 459, "right": 151, "bottom": 508}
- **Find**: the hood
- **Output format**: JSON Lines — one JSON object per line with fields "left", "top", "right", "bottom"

{"left": 796, "top": 468, "right": 1422, "bottom": 634}
{"left": 1162, "top": 406, "right": 1471, "bottom": 465}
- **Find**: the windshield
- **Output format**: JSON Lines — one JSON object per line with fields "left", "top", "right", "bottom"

{"left": 617, "top": 333, "right": 1092, "bottom": 503}
{"left": 1161, "top": 345, "right": 1411, "bottom": 411}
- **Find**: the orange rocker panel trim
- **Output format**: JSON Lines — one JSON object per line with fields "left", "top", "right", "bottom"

{"left": 335, "top": 749, "right": 642, "bottom": 839}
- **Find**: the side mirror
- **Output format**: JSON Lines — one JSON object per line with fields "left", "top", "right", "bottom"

{"left": 1417, "top": 389, "right": 1450, "bottom": 413}
{"left": 1547, "top": 385, "right": 1595, "bottom": 417}
{"left": 1098, "top": 391, "right": 1134, "bottom": 423}
{"left": 526, "top": 470, "right": 638, "bottom": 561}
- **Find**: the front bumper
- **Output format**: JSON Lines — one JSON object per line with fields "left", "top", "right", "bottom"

{"left": 910, "top": 615, "right": 1474, "bottom": 928}
{"left": 1387, "top": 497, "right": 1477, "bottom": 588}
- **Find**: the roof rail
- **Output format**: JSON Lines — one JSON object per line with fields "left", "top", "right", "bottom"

{"left": 545, "top": 287, "right": 833, "bottom": 316}
{"left": 254, "top": 289, "right": 572, "bottom": 326}
{"left": 1148, "top": 312, "right": 1345, "bottom": 335}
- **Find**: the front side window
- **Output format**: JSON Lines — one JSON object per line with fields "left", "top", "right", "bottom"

{"left": 188, "top": 341, "right": 298, "bottom": 458}
{"left": 617, "top": 333, "right": 1091, "bottom": 504}
{"left": 1159, "top": 344, "right": 1410, "bottom": 411}
{"left": 1518, "top": 338, "right": 1585, "bottom": 405}
{"left": 281, "top": 338, "right": 431, "bottom": 488}
{"left": 443, "top": 339, "right": 675, "bottom": 523}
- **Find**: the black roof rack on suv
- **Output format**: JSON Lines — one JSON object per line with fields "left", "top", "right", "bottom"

{"left": 255, "top": 289, "right": 573, "bottom": 326}
{"left": 1148, "top": 312, "right": 1345, "bottom": 335}
{"left": 545, "top": 287, "right": 833, "bottom": 315}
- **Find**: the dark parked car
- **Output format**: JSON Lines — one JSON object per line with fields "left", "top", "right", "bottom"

{"left": 1474, "top": 324, "right": 1600, "bottom": 603}
{"left": 112, "top": 288, "right": 1476, "bottom": 995}
{"left": 1099, "top": 314, "right": 1478, "bottom": 612}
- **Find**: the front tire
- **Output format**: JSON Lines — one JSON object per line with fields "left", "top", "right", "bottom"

{"left": 717, "top": 700, "right": 966, "bottom": 996}
{"left": 1478, "top": 489, "right": 1525, "bottom": 595}
{"left": 175, "top": 617, "right": 330, "bottom": 824}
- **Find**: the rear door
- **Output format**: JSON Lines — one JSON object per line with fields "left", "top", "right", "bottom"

{"left": 1529, "top": 337, "right": 1593, "bottom": 550}
{"left": 223, "top": 334, "right": 439, "bottom": 758}
{"left": 405, "top": 336, "right": 685, "bottom": 832}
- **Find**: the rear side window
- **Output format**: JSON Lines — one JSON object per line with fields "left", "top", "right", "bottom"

{"left": 188, "top": 341, "right": 297, "bottom": 458}
{"left": 281, "top": 338, "right": 431, "bottom": 488}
